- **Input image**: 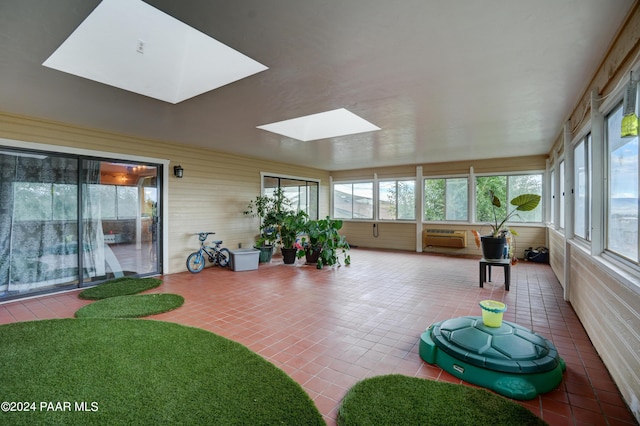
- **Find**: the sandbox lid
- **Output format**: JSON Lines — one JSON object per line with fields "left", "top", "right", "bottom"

{"left": 430, "top": 316, "right": 560, "bottom": 374}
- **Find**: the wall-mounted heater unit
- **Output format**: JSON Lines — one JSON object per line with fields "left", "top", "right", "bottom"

{"left": 424, "top": 229, "right": 467, "bottom": 248}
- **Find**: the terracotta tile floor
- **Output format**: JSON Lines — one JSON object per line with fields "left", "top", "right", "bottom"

{"left": 1, "top": 249, "right": 637, "bottom": 425}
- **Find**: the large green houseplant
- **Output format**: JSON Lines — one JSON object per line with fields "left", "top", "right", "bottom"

{"left": 244, "top": 188, "right": 292, "bottom": 263}
{"left": 472, "top": 190, "right": 541, "bottom": 262}
{"left": 299, "top": 217, "right": 351, "bottom": 269}
{"left": 278, "top": 210, "right": 308, "bottom": 264}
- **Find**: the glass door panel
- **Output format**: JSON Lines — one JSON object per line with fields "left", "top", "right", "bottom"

{"left": 0, "top": 151, "right": 79, "bottom": 298}
{"left": 82, "top": 160, "right": 160, "bottom": 285}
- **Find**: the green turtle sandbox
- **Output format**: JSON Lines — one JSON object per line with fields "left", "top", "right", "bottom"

{"left": 419, "top": 316, "right": 565, "bottom": 400}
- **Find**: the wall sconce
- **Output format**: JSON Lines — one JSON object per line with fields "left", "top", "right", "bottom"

{"left": 173, "top": 165, "right": 184, "bottom": 178}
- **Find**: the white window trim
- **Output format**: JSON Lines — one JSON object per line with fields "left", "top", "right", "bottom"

{"left": 422, "top": 173, "right": 471, "bottom": 224}
{"left": 377, "top": 176, "right": 418, "bottom": 222}
{"left": 331, "top": 178, "right": 375, "bottom": 221}
{"left": 474, "top": 171, "right": 546, "bottom": 227}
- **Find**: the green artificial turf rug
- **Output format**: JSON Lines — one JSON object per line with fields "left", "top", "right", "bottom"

{"left": 0, "top": 319, "right": 324, "bottom": 425}
{"left": 338, "top": 374, "right": 547, "bottom": 426}
{"left": 78, "top": 277, "right": 162, "bottom": 300}
{"left": 75, "top": 294, "right": 184, "bottom": 318}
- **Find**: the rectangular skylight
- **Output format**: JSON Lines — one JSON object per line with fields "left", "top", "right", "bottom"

{"left": 257, "top": 108, "right": 380, "bottom": 141}
{"left": 42, "top": 0, "right": 267, "bottom": 104}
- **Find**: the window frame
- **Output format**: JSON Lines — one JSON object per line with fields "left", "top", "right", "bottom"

{"left": 332, "top": 180, "right": 374, "bottom": 220}
{"left": 559, "top": 161, "right": 565, "bottom": 229}
{"left": 549, "top": 168, "right": 555, "bottom": 225}
{"left": 474, "top": 172, "right": 544, "bottom": 226}
{"left": 377, "top": 178, "right": 416, "bottom": 221}
{"left": 261, "top": 173, "right": 320, "bottom": 220}
{"left": 574, "top": 134, "right": 592, "bottom": 241}
{"left": 604, "top": 102, "right": 639, "bottom": 265}
{"left": 422, "top": 175, "right": 469, "bottom": 222}
{"left": 334, "top": 171, "right": 544, "bottom": 226}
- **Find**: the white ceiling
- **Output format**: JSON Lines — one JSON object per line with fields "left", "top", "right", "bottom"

{"left": 0, "top": 0, "right": 635, "bottom": 171}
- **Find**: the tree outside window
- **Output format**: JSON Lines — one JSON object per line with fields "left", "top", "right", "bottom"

{"left": 264, "top": 175, "right": 319, "bottom": 220}
{"left": 424, "top": 177, "right": 468, "bottom": 221}
{"left": 476, "top": 175, "right": 542, "bottom": 224}
{"left": 476, "top": 176, "right": 507, "bottom": 224}
{"left": 379, "top": 180, "right": 415, "bottom": 220}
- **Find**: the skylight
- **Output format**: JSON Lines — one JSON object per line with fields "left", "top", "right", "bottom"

{"left": 257, "top": 108, "right": 380, "bottom": 141}
{"left": 42, "top": 0, "right": 267, "bottom": 104}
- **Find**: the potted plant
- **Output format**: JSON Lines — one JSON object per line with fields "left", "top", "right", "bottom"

{"left": 278, "top": 210, "right": 308, "bottom": 264}
{"left": 298, "top": 219, "right": 322, "bottom": 264}
{"left": 472, "top": 190, "right": 541, "bottom": 262}
{"left": 244, "top": 188, "right": 292, "bottom": 263}
{"left": 299, "top": 217, "right": 351, "bottom": 269}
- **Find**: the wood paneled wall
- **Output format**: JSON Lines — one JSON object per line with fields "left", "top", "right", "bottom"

{"left": 330, "top": 155, "right": 548, "bottom": 181}
{"left": 338, "top": 221, "right": 547, "bottom": 258}
{"left": 340, "top": 222, "right": 416, "bottom": 251}
{"left": 568, "top": 244, "right": 640, "bottom": 418}
{"left": 420, "top": 224, "right": 546, "bottom": 259}
{"left": 548, "top": 228, "right": 565, "bottom": 288}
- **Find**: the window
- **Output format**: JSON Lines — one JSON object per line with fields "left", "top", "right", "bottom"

{"left": 336, "top": 173, "right": 542, "bottom": 225}
{"left": 574, "top": 135, "right": 591, "bottom": 240}
{"left": 559, "top": 161, "right": 565, "bottom": 229}
{"left": 14, "top": 182, "right": 139, "bottom": 221}
{"left": 606, "top": 104, "right": 638, "bottom": 262}
{"left": 424, "top": 177, "right": 468, "bottom": 221}
{"left": 333, "top": 182, "right": 373, "bottom": 219}
{"left": 263, "top": 175, "right": 319, "bottom": 220}
{"left": 476, "top": 174, "right": 543, "bottom": 224}
{"left": 379, "top": 180, "right": 415, "bottom": 220}
{"left": 550, "top": 171, "right": 555, "bottom": 225}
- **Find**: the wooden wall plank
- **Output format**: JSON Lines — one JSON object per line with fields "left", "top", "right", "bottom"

{"left": 548, "top": 228, "right": 565, "bottom": 288}
{"left": 569, "top": 246, "right": 640, "bottom": 416}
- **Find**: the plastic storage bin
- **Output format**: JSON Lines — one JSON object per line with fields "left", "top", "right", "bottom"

{"left": 229, "top": 248, "right": 260, "bottom": 271}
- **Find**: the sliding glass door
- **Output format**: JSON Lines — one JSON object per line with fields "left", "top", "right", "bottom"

{"left": 0, "top": 148, "right": 161, "bottom": 300}
{"left": 263, "top": 175, "right": 319, "bottom": 220}
{"left": 0, "top": 151, "right": 79, "bottom": 297}
{"left": 82, "top": 160, "right": 160, "bottom": 283}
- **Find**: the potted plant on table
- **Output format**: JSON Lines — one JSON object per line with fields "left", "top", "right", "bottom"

{"left": 472, "top": 190, "right": 541, "bottom": 263}
{"left": 299, "top": 217, "right": 351, "bottom": 269}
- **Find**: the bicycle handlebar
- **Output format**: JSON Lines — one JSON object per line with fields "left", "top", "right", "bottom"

{"left": 195, "top": 232, "right": 216, "bottom": 242}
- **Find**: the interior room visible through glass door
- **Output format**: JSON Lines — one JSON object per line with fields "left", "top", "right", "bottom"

{"left": 82, "top": 160, "right": 160, "bottom": 284}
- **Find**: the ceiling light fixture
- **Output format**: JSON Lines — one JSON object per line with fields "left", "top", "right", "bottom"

{"left": 621, "top": 71, "right": 638, "bottom": 138}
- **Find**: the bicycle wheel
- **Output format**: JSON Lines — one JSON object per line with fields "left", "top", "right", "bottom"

{"left": 186, "top": 251, "right": 205, "bottom": 273}
{"left": 216, "top": 248, "right": 231, "bottom": 267}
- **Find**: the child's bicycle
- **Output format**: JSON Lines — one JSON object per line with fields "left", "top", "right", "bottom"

{"left": 186, "top": 232, "right": 231, "bottom": 273}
